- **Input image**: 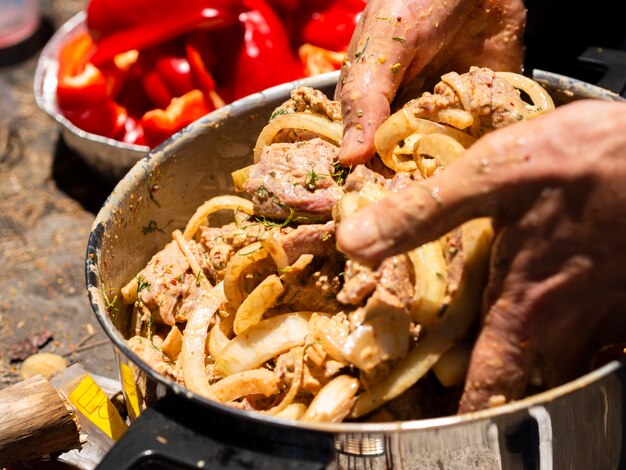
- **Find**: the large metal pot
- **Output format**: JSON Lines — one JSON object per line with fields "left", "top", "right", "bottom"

{"left": 87, "top": 70, "right": 626, "bottom": 469}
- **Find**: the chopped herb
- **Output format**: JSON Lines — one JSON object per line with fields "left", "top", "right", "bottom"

{"left": 337, "top": 271, "right": 345, "bottom": 278}
{"left": 392, "top": 36, "right": 406, "bottom": 43}
{"left": 103, "top": 287, "right": 118, "bottom": 315}
{"left": 356, "top": 110, "right": 364, "bottom": 118}
{"left": 448, "top": 246, "right": 458, "bottom": 254}
{"left": 194, "top": 270, "right": 204, "bottom": 286}
{"left": 391, "top": 63, "right": 402, "bottom": 74}
{"left": 270, "top": 108, "right": 289, "bottom": 120}
{"left": 146, "top": 313, "right": 154, "bottom": 340}
{"left": 147, "top": 173, "right": 161, "bottom": 208}
{"left": 258, "top": 207, "right": 296, "bottom": 229}
{"left": 177, "top": 274, "right": 184, "bottom": 283}
{"left": 142, "top": 220, "right": 164, "bottom": 235}
{"left": 269, "top": 171, "right": 277, "bottom": 178}
{"left": 321, "top": 232, "right": 331, "bottom": 242}
{"left": 135, "top": 275, "right": 150, "bottom": 306}
{"left": 238, "top": 246, "right": 262, "bottom": 256}
{"left": 331, "top": 161, "right": 351, "bottom": 185}
{"left": 257, "top": 185, "right": 270, "bottom": 199}
{"left": 376, "top": 16, "right": 390, "bottom": 20}
{"left": 435, "top": 272, "right": 444, "bottom": 279}
{"left": 304, "top": 166, "right": 320, "bottom": 191}
{"left": 354, "top": 37, "right": 370, "bottom": 62}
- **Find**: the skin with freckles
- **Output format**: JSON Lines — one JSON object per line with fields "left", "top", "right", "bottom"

{"left": 337, "top": 99, "right": 626, "bottom": 411}
{"left": 336, "top": 0, "right": 526, "bottom": 166}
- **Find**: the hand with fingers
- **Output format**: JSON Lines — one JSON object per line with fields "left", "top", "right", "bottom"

{"left": 337, "top": 99, "right": 626, "bottom": 412}
{"left": 336, "top": 0, "right": 526, "bottom": 166}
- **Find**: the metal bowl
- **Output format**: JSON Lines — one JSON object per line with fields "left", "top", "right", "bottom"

{"left": 87, "top": 71, "right": 626, "bottom": 468}
{"left": 34, "top": 11, "right": 150, "bottom": 183}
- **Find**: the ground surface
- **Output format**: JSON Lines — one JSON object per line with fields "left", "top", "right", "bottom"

{"left": 0, "top": 0, "right": 118, "bottom": 390}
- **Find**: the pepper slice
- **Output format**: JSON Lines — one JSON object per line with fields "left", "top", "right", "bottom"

{"left": 141, "top": 89, "right": 212, "bottom": 147}
{"left": 87, "top": 0, "right": 244, "bottom": 65}
{"left": 56, "top": 31, "right": 125, "bottom": 138}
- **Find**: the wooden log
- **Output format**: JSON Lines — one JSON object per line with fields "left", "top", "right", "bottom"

{"left": 0, "top": 375, "right": 82, "bottom": 466}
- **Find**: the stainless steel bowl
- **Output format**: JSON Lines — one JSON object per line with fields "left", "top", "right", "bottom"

{"left": 34, "top": 11, "right": 150, "bottom": 182}
{"left": 87, "top": 71, "right": 626, "bottom": 469}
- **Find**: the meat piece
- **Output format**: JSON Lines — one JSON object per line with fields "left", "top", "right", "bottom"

{"left": 344, "top": 165, "right": 387, "bottom": 193}
{"left": 137, "top": 241, "right": 189, "bottom": 326}
{"left": 405, "top": 67, "right": 536, "bottom": 137}
{"left": 243, "top": 139, "right": 343, "bottom": 222}
{"left": 279, "top": 221, "right": 336, "bottom": 264}
{"left": 337, "top": 260, "right": 377, "bottom": 305}
{"left": 281, "top": 257, "right": 344, "bottom": 314}
{"left": 200, "top": 221, "right": 268, "bottom": 281}
{"left": 270, "top": 86, "right": 342, "bottom": 122}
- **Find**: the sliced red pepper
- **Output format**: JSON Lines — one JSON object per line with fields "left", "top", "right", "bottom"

{"left": 230, "top": 0, "right": 304, "bottom": 99}
{"left": 56, "top": 31, "right": 108, "bottom": 108}
{"left": 56, "top": 31, "right": 126, "bottom": 138}
{"left": 141, "top": 89, "right": 213, "bottom": 147}
{"left": 294, "top": 0, "right": 366, "bottom": 52}
{"left": 137, "top": 41, "right": 197, "bottom": 109}
{"left": 87, "top": 0, "right": 244, "bottom": 66}
{"left": 185, "top": 33, "right": 225, "bottom": 109}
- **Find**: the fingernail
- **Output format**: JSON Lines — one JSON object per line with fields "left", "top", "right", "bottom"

{"left": 339, "top": 126, "right": 373, "bottom": 166}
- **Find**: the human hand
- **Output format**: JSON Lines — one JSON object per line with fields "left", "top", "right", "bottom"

{"left": 335, "top": 0, "right": 526, "bottom": 166}
{"left": 336, "top": 100, "right": 626, "bottom": 411}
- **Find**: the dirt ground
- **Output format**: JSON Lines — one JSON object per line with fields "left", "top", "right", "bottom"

{"left": 0, "top": 0, "right": 118, "bottom": 390}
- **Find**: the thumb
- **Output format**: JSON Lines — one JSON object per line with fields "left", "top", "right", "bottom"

{"left": 336, "top": 121, "right": 550, "bottom": 265}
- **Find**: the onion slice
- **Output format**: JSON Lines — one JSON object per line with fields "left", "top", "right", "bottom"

{"left": 233, "top": 274, "right": 284, "bottom": 335}
{"left": 253, "top": 112, "right": 343, "bottom": 162}
{"left": 350, "top": 219, "right": 493, "bottom": 418}
{"left": 495, "top": 72, "right": 555, "bottom": 112}
{"left": 180, "top": 281, "right": 225, "bottom": 401}
{"left": 183, "top": 196, "right": 254, "bottom": 240}
{"left": 212, "top": 368, "right": 279, "bottom": 402}
{"left": 302, "top": 375, "right": 359, "bottom": 422}
{"left": 223, "top": 241, "right": 269, "bottom": 309}
{"left": 214, "top": 312, "right": 312, "bottom": 376}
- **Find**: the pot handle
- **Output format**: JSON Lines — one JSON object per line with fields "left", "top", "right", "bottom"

{"left": 578, "top": 47, "right": 626, "bottom": 97}
{"left": 97, "top": 394, "right": 334, "bottom": 470}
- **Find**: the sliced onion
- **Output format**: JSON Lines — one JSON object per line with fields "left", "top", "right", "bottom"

{"left": 436, "top": 108, "right": 474, "bottom": 130}
{"left": 301, "top": 375, "right": 359, "bottom": 422}
{"left": 223, "top": 241, "right": 269, "bottom": 309}
{"left": 274, "top": 403, "right": 307, "bottom": 420}
{"left": 212, "top": 368, "right": 279, "bottom": 402}
{"left": 408, "top": 241, "right": 448, "bottom": 327}
{"left": 254, "top": 112, "right": 343, "bottom": 162}
{"left": 207, "top": 313, "right": 234, "bottom": 358}
{"left": 495, "top": 72, "right": 555, "bottom": 111}
{"left": 214, "top": 312, "right": 312, "bottom": 376}
{"left": 180, "top": 282, "right": 225, "bottom": 401}
{"left": 261, "top": 234, "right": 290, "bottom": 270}
{"left": 432, "top": 341, "right": 473, "bottom": 387}
{"left": 309, "top": 313, "right": 349, "bottom": 363}
{"left": 350, "top": 218, "right": 493, "bottom": 418}
{"left": 161, "top": 325, "right": 183, "bottom": 359}
{"left": 231, "top": 165, "right": 252, "bottom": 192}
{"left": 183, "top": 196, "right": 254, "bottom": 240}
{"left": 375, "top": 110, "right": 475, "bottom": 173}
{"left": 233, "top": 274, "right": 284, "bottom": 335}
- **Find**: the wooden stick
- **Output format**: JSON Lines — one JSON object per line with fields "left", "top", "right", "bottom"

{"left": 0, "top": 375, "right": 81, "bottom": 466}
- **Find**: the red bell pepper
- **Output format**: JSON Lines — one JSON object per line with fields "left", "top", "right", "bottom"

{"left": 141, "top": 89, "right": 212, "bottom": 147}
{"left": 57, "top": 31, "right": 126, "bottom": 138}
{"left": 138, "top": 41, "right": 196, "bottom": 109}
{"left": 87, "top": 0, "right": 244, "bottom": 65}
{"left": 229, "top": 0, "right": 304, "bottom": 100}
{"left": 293, "top": 0, "right": 366, "bottom": 52}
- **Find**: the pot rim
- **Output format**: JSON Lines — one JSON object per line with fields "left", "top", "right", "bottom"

{"left": 87, "top": 69, "right": 624, "bottom": 435}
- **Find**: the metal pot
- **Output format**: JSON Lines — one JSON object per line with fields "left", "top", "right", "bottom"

{"left": 87, "top": 70, "right": 626, "bottom": 469}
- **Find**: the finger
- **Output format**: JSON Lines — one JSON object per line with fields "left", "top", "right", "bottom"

{"left": 336, "top": 0, "right": 475, "bottom": 166}
{"left": 335, "top": 113, "right": 560, "bottom": 265}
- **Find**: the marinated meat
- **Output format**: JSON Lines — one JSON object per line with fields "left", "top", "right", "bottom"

{"left": 271, "top": 86, "right": 342, "bottom": 122}
{"left": 137, "top": 241, "right": 190, "bottom": 326}
{"left": 405, "top": 67, "right": 536, "bottom": 136}
{"left": 279, "top": 221, "right": 336, "bottom": 264}
{"left": 243, "top": 138, "right": 343, "bottom": 222}
{"left": 200, "top": 220, "right": 268, "bottom": 281}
